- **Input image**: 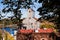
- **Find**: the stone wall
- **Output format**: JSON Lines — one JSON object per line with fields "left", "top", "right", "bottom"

{"left": 16, "top": 32, "right": 54, "bottom": 40}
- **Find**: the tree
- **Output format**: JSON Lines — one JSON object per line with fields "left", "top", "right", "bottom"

{"left": 1, "top": 0, "right": 33, "bottom": 28}
{"left": 0, "top": 30, "right": 3, "bottom": 40}
{"left": 1, "top": 0, "right": 60, "bottom": 29}
{"left": 4, "top": 31, "right": 14, "bottom": 40}
{"left": 37, "top": 0, "right": 60, "bottom": 29}
{"left": 40, "top": 20, "right": 55, "bottom": 28}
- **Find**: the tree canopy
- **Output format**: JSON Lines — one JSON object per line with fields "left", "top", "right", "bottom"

{"left": 37, "top": 0, "right": 60, "bottom": 29}
{"left": 1, "top": 0, "right": 37, "bottom": 21}
{"left": 1, "top": 0, "right": 60, "bottom": 29}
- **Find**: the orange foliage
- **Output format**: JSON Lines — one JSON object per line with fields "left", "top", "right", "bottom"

{"left": 40, "top": 21, "right": 55, "bottom": 28}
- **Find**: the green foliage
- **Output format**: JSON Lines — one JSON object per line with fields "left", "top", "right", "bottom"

{"left": 1, "top": 0, "right": 33, "bottom": 18}
{"left": 1, "top": 0, "right": 34, "bottom": 27}
{"left": 1, "top": 0, "right": 60, "bottom": 29}
{"left": 37, "top": 0, "right": 60, "bottom": 29}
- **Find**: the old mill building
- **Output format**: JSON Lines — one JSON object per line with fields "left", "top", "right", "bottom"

{"left": 22, "top": 8, "right": 40, "bottom": 29}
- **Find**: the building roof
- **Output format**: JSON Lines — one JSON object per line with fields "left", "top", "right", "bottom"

{"left": 38, "top": 28, "right": 54, "bottom": 33}
{"left": 19, "top": 28, "right": 54, "bottom": 34}
{"left": 1, "top": 27, "right": 15, "bottom": 34}
{"left": 19, "top": 29, "right": 34, "bottom": 34}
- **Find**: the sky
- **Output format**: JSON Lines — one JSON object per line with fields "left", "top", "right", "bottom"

{"left": 0, "top": 0, "right": 42, "bottom": 19}
{"left": 21, "top": 2, "right": 42, "bottom": 19}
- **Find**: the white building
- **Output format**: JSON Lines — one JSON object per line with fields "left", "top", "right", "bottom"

{"left": 22, "top": 8, "right": 40, "bottom": 29}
